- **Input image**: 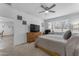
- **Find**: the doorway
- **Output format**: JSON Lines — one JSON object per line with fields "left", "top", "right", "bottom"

{"left": 0, "top": 21, "right": 14, "bottom": 55}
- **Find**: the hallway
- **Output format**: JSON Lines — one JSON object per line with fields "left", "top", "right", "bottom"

{"left": 0, "top": 35, "right": 14, "bottom": 56}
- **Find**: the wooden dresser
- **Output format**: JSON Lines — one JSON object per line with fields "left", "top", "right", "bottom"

{"left": 27, "top": 32, "right": 42, "bottom": 43}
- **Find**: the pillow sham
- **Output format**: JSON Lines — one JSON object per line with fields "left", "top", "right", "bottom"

{"left": 63, "top": 30, "right": 72, "bottom": 40}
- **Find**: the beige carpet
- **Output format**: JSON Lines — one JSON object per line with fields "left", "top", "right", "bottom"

{"left": 0, "top": 35, "right": 49, "bottom": 56}
{"left": 14, "top": 42, "right": 49, "bottom": 56}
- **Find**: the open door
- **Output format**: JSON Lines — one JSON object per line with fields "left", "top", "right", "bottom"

{"left": 0, "top": 21, "right": 14, "bottom": 56}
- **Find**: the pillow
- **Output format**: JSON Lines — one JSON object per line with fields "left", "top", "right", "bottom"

{"left": 63, "top": 30, "right": 72, "bottom": 40}
{"left": 55, "top": 32, "right": 64, "bottom": 35}
{"left": 49, "top": 30, "right": 54, "bottom": 34}
{"left": 44, "top": 29, "right": 51, "bottom": 34}
{"left": 49, "top": 32, "right": 54, "bottom": 34}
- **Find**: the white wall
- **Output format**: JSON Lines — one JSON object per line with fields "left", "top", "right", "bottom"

{"left": 0, "top": 22, "right": 13, "bottom": 35}
{"left": 0, "top": 4, "right": 43, "bottom": 45}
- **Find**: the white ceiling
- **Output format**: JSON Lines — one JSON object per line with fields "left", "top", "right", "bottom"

{"left": 11, "top": 3, "right": 79, "bottom": 19}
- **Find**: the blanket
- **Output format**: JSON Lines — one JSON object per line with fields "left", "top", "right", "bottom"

{"left": 36, "top": 34, "right": 79, "bottom": 56}
{"left": 66, "top": 35, "right": 79, "bottom": 56}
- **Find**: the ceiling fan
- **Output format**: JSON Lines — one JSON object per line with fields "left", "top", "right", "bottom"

{"left": 39, "top": 3, "right": 56, "bottom": 13}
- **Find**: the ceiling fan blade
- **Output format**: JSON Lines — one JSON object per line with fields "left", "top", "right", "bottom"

{"left": 41, "top": 5, "right": 47, "bottom": 10}
{"left": 49, "top": 10, "right": 55, "bottom": 13}
{"left": 39, "top": 11, "right": 45, "bottom": 13}
{"left": 48, "top": 4, "right": 56, "bottom": 10}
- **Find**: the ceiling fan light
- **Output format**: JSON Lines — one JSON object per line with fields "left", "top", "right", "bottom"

{"left": 45, "top": 11, "right": 49, "bottom": 13}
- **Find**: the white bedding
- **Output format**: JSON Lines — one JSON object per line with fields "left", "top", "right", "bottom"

{"left": 39, "top": 34, "right": 67, "bottom": 43}
{"left": 36, "top": 34, "right": 67, "bottom": 56}
{"left": 66, "top": 36, "right": 79, "bottom": 56}
{"left": 36, "top": 34, "right": 79, "bottom": 56}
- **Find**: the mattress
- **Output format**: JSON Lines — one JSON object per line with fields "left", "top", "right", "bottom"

{"left": 39, "top": 34, "right": 67, "bottom": 43}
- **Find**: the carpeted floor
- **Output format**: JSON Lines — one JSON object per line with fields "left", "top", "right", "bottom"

{"left": 14, "top": 42, "right": 49, "bottom": 56}
{"left": 0, "top": 35, "right": 49, "bottom": 56}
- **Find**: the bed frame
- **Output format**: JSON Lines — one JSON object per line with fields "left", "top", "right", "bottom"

{"left": 35, "top": 44, "right": 60, "bottom": 56}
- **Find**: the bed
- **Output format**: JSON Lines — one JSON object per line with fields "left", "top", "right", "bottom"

{"left": 35, "top": 33, "right": 79, "bottom": 56}
{"left": 35, "top": 34, "right": 67, "bottom": 56}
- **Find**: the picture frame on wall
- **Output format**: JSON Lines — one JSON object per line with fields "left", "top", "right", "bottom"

{"left": 22, "top": 20, "right": 27, "bottom": 25}
{"left": 17, "top": 15, "right": 22, "bottom": 20}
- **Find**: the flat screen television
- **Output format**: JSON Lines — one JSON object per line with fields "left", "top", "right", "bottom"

{"left": 30, "top": 24, "right": 40, "bottom": 32}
